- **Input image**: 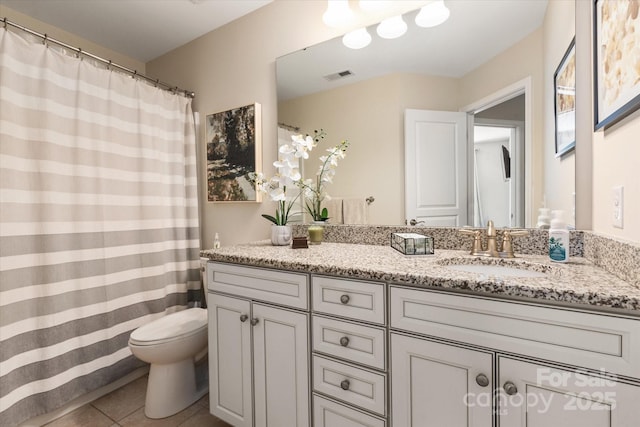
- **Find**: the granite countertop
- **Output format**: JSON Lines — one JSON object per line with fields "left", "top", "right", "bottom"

{"left": 201, "top": 241, "right": 640, "bottom": 315}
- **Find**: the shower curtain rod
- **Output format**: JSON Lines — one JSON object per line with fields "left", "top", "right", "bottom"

{"left": 2, "top": 17, "right": 195, "bottom": 99}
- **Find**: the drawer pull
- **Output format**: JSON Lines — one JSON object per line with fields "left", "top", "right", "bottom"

{"left": 475, "top": 374, "right": 490, "bottom": 387}
{"left": 250, "top": 318, "right": 259, "bottom": 326}
{"left": 339, "top": 336, "right": 350, "bottom": 347}
{"left": 340, "top": 294, "right": 350, "bottom": 304}
{"left": 239, "top": 314, "right": 248, "bottom": 322}
{"left": 340, "top": 379, "right": 350, "bottom": 391}
{"left": 503, "top": 381, "right": 518, "bottom": 396}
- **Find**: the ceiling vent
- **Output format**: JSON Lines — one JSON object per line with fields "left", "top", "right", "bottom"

{"left": 323, "top": 70, "right": 354, "bottom": 81}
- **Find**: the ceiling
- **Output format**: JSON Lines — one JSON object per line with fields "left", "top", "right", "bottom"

{"left": 0, "top": 0, "right": 273, "bottom": 62}
{"left": 277, "top": 0, "right": 548, "bottom": 100}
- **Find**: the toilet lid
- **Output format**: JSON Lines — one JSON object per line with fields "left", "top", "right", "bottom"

{"left": 130, "top": 308, "right": 207, "bottom": 345}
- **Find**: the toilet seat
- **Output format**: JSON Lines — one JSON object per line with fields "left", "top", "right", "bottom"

{"left": 129, "top": 308, "right": 207, "bottom": 346}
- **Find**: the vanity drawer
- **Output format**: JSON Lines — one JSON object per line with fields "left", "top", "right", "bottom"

{"left": 207, "top": 262, "right": 308, "bottom": 309}
{"left": 313, "top": 394, "right": 386, "bottom": 427}
{"left": 390, "top": 286, "right": 640, "bottom": 378}
{"left": 312, "top": 276, "right": 385, "bottom": 325}
{"left": 313, "top": 355, "right": 387, "bottom": 416}
{"left": 313, "top": 315, "right": 386, "bottom": 370}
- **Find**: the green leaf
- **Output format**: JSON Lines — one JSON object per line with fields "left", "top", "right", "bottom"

{"left": 321, "top": 207, "right": 329, "bottom": 220}
{"left": 261, "top": 214, "right": 279, "bottom": 225}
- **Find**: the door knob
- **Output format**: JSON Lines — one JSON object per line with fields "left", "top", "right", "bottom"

{"left": 339, "top": 336, "right": 350, "bottom": 347}
{"left": 340, "top": 379, "right": 350, "bottom": 391}
{"left": 475, "top": 373, "right": 490, "bottom": 387}
{"left": 239, "top": 314, "right": 248, "bottom": 322}
{"left": 250, "top": 318, "right": 259, "bottom": 326}
{"left": 503, "top": 381, "right": 518, "bottom": 396}
{"left": 340, "top": 294, "right": 350, "bottom": 304}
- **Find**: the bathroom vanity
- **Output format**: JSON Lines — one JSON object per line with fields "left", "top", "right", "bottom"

{"left": 203, "top": 239, "right": 640, "bottom": 427}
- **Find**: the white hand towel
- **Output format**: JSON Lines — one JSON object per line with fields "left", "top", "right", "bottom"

{"left": 342, "top": 198, "right": 368, "bottom": 224}
{"left": 323, "top": 198, "right": 343, "bottom": 224}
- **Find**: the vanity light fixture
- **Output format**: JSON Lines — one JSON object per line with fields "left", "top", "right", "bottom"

{"left": 358, "top": 0, "right": 392, "bottom": 12}
{"left": 342, "top": 27, "right": 372, "bottom": 49}
{"left": 415, "top": 0, "right": 450, "bottom": 28}
{"left": 376, "top": 15, "right": 408, "bottom": 39}
{"left": 323, "top": 0, "right": 354, "bottom": 28}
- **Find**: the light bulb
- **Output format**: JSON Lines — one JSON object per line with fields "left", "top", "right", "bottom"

{"left": 323, "top": 0, "right": 354, "bottom": 28}
{"left": 415, "top": 0, "right": 450, "bottom": 28}
{"left": 376, "top": 15, "right": 408, "bottom": 39}
{"left": 342, "top": 28, "right": 372, "bottom": 49}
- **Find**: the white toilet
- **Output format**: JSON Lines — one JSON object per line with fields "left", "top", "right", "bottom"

{"left": 128, "top": 306, "right": 208, "bottom": 418}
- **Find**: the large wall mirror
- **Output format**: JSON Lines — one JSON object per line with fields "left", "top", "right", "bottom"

{"left": 277, "top": 0, "right": 574, "bottom": 228}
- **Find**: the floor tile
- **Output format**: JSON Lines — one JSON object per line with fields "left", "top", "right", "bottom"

{"left": 118, "top": 403, "right": 200, "bottom": 427}
{"left": 178, "top": 407, "right": 231, "bottom": 427}
{"left": 90, "top": 375, "right": 147, "bottom": 421}
{"left": 43, "top": 405, "right": 115, "bottom": 427}
{"left": 196, "top": 394, "right": 209, "bottom": 409}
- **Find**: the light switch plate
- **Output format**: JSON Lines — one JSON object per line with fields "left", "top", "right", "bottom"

{"left": 612, "top": 186, "right": 623, "bottom": 228}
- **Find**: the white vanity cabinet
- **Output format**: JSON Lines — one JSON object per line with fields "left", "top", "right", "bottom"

{"left": 207, "top": 262, "right": 310, "bottom": 427}
{"left": 390, "top": 286, "right": 640, "bottom": 427}
{"left": 311, "top": 275, "right": 388, "bottom": 426}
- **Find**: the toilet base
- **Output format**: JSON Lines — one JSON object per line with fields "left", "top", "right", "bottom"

{"left": 144, "top": 358, "right": 208, "bottom": 419}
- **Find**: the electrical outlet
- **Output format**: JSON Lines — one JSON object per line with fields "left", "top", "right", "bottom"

{"left": 612, "top": 186, "right": 624, "bottom": 228}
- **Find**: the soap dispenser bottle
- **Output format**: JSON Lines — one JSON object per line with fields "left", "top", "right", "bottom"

{"left": 548, "top": 210, "right": 569, "bottom": 262}
{"left": 213, "top": 233, "right": 221, "bottom": 249}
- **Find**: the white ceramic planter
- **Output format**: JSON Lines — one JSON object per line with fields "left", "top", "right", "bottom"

{"left": 271, "top": 225, "right": 292, "bottom": 246}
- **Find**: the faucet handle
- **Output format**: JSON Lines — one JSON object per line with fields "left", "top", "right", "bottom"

{"left": 459, "top": 228, "right": 483, "bottom": 255}
{"left": 501, "top": 229, "right": 529, "bottom": 258}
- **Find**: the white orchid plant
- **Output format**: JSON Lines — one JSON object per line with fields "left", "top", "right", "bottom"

{"left": 251, "top": 133, "right": 314, "bottom": 225}
{"left": 299, "top": 133, "right": 350, "bottom": 222}
{"left": 251, "top": 129, "right": 349, "bottom": 226}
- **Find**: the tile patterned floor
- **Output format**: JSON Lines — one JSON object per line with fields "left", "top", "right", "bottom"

{"left": 42, "top": 375, "right": 231, "bottom": 427}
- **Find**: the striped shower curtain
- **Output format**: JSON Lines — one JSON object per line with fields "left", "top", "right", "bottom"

{"left": 0, "top": 28, "right": 200, "bottom": 426}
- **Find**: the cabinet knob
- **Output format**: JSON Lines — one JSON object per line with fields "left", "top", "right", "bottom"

{"left": 340, "top": 379, "right": 350, "bottom": 391}
{"left": 250, "top": 318, "right": 259, "bottom": 326}
{"left": 239, "top": 314, "right": 248, "bottom": 322}
{"left": 340, "top": 294, "right": 350, "bottom": 304}
{"left": 503, "top": 381, "right": 518, "bottom": 396}
{"left": 475, "top": 373, "right": 490, "bottom": 387}
{"left": 339, "top": 336, "right": 350, "bottom": 347}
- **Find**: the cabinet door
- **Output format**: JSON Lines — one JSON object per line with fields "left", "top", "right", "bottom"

{"left": 208, "top": 294, "right": 253, "bottom": 427}
{"left": 253, "top": 303, "right": 310, "bottom": 427}
{"left": 391, "top": 333, "right": 493, "bottom": 427}
{"left": 499, "top": 357, "right": 640, "bottom": 427}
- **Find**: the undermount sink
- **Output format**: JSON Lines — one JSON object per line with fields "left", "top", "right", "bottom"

{"left": 438, "top": 257, "right": 554, "bottom": 278}
{"left": 445, "top": 264, "right": 548, "bottom": 278}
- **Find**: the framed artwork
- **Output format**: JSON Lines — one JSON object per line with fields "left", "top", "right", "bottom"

{"left": 553, "top": 37, "right": 576, "bottom": 157}
{"left": 594, "top": 0, "right": 640, "bottom": 130}
{"left": 206, "top": 103, "right": 262, "bottom": 202}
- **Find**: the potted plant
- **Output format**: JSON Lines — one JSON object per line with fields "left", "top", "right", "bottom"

{"left": 299, "top": 131, "right": 350, "bottom": 243}
{"left": 251, "top": 134, "right": 314, "bottom": 245}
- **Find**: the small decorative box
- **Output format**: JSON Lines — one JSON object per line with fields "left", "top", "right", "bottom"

{"left": 391, "top": 232, "right": 434, "bottom": 255}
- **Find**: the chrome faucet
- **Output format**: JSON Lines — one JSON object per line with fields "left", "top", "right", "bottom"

{"left": 460, "top": 220, "right": 529, "bottom": 258}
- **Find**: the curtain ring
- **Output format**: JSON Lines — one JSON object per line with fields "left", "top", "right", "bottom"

{"left": 43, "top": 33, "right": 48, "bottom": 47}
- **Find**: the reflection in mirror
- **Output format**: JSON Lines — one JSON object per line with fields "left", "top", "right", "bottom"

{"left": 277, "top": 0, "right": 574, "bottom": 228}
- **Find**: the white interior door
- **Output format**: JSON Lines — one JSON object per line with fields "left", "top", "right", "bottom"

{"left": 405, "top": 109, "right": 468, "bottom": 226}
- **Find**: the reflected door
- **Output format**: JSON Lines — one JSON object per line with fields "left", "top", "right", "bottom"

{"left": 405, "top": 109, "right": 468, "bottom": 226}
